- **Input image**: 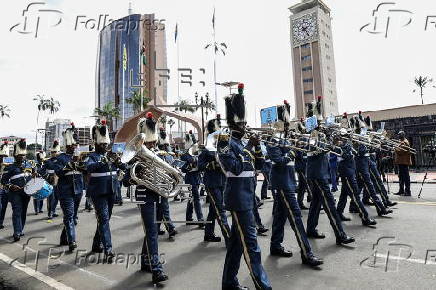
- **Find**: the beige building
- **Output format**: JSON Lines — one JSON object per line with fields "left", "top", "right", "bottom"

{"left": 289, "top": 0, "right": 339, "bottom": 119}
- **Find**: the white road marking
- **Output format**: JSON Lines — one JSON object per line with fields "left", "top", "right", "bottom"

{"left": 0, "top": 252, "right": 74, "bottom": 290}
{"left": 375, "top": 253, "right": 434, "bottom": 265}
{"left": 0, "top": 237, "right": 116, "bottom": 286}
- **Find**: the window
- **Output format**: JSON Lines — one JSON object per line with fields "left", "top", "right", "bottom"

{"left": 326, "top": 55, "right": 331, "bottom": 60}
{"left": 302, "top": 66, "right": 312, "bottom": 71}
{"left": 325, "top": 43, "right": 329, "bottom": 49}
{"left": 301, "top": 43, "right": 310, "bottom": 49}
{"left": 303, "top": 78, "right": 313, "bottom": 83}
{"left": 301, "top": 55, "right": 311, "bottom": 61}
{"left": 328, "top": 78, "right": 332, "bottom": 83}
{"left": 304, "top": 90, "right": 313, "bottom": 95}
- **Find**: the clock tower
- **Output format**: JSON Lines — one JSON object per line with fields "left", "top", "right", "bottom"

{"left": 289, "top": 0, "right": 339, "bottom": 119}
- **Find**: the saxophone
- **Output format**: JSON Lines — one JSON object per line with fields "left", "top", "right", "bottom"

{"left": 122, "top": 134, "right": 191, "bottom": 199}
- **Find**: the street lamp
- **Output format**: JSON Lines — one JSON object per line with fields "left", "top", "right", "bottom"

{"left": 195, "top": 92, "right": 211, "bottom": 142}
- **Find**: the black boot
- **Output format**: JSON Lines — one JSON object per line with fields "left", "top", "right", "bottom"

{"left": 204, "top": 234, "right": 222, "bottom": 242}
{"left": 362, "top": 218, "right": 377, "bottom": 226}
{"left": 336, "top": 235, "right": 355, "bottom": 245}
{"left": 152, "top": 271, "right": 169, "bottom": 283}
{"left": 68, "top": 242, "right": 77, "bottom": 252}
{"left": 387, "top": 201, "right": 398, "bottom": 207}
{"left": 307, "top": 230, "right": 325, "bottom": 239}
{"left": 168, "top": 229, "right": 178, "bottom": 238}
{"left": 378, "top": 209, "right": 393, "bottom": 216}
{"left": 257, "top": 226, "right": 269, "bottom": 235}
{"left": 302, "top": 253, "right": 324, "bottom": 267}
{"left": 270, "top": 247, "right": 293, "bottom": 258}
{"left": 104, "top": 251, "right": 115, "bottom": 264}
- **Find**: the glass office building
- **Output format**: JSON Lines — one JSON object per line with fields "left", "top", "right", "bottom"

{"left": 96, "top": 14, "right": 168, "bottom": 131}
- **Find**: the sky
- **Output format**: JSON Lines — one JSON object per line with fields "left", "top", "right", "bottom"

{"left": 1, "top": 0, "right": 436, "bottom": 143}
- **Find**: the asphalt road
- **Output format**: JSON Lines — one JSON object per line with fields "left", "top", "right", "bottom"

{"left": 1, "top": 182, "right": 436, "bottom": 290}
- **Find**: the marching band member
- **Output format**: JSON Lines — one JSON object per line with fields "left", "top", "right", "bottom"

{"left": 181, "top": 131, "right": 204, "bottom": 226}
{"left": 0, "top": 141, "right": 10, "bottom": 229}
{"left": 33, "top": 151, "right": 45, "bottom": 215}
{"left": 198, "top": 117, "right": 230, "bottom": 244}
{"left": 305, "top": 99, "right": 355, "bottom": 245}
{"left": 267, "top": 101, "right": 323, "bottom": 267}
{"left": 86, "top": 120, "right": 123, "bottom": 262}
{"left": 352, "top": 115, "right": 392, "bottom": 217}
{"left": 40, "top": 141, "right": 61, "bottom": 219}
{"left": 295, "top": 118, "right": 311, "bottom": 210}
{"left": 394, "top": 131, "right": 412, "bottom": 196}
{"left": 1, "top": 139, "right": 32, "bottom": 241}
{"left": 55, "top": 126, "right": 84, "bottom": 251}
{"left": 122, "top": 112, "right": 169, "bottom": 283}
{"left": 218, "top": 83, "right": 272, "bottom": 290}
{"left": 260, "top": 151, "right": 272, "bottom": 200}
{"left": 334, "top": 118, "right": 378, "bottom": 226}
{"left": 369, "top": 148, "right": 397, "bottom": 207}
{"left": 156, "top": 127, "right": 177, "bottom": 238}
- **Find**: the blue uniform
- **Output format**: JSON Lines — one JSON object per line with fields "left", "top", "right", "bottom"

{"left": 86, "top": 152, "right": 121, "bottom": 253}
{"left": 369, "top": 152, "right": 390, "bottom": 206}
{"left": 355, "top": 144, "right": 387, "bottom": 214}
{"left": 122, "top": 168, "right": 165, "bottom": 274}
{"left": 329, "top": 154, "right": 338, "bottom": 192}
{"left": 156, "top": 151, "right": 176, "bottom": 234}
{"left": 33, "top": 162, "right": 44, "bottom": 214}
{"left": 267, "top": 140, "right": 314, "bottom": 259}
{"left": 1, "top": 163, "right": 32, "bottom": 238}
{"left": 55, "top": 153, "right": 84, "bottom": 245}
{"left": 260, "top": 157, "right": 271, "bottom": 199}
{"left": 180, "top": 152, "right": 203, "bottom": 221}
{"left": 40, "top": 157, "right": 59, "bottom": 217}
{"left": 0, "top": 164, "right": 10, "bottom": 228}
{"left": 306, "top": 142, "right": 348, "bottom": 239}
{"left": 198, "top": 148, "right": 230, "bottom": 242}
{"left": 336, "top": 142, "right": 371, "bottom": 220}
{"left": 295, "top": 151, "right": 311, "bottom": 206}
{"left": 218, "top": 135, "right": 272, "bottom": 290}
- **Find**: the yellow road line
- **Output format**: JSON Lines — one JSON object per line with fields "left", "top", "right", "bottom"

{"left": 396, "top": 201, "right": 436, "bottom": 206}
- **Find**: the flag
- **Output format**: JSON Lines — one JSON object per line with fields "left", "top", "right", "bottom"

{"left": 212, "top": 8, "right": 215, "bottom": 30}
{"left": 175, "top": 23, "right": 178, "bottom": 43}
{"left": 122, "top": 44, "right": 127, "bottom": 71}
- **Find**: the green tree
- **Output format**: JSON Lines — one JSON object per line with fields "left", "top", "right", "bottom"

{"left": 33, "top": 95, "right": 60, "bottom": 154}
{"left": 126, "top": 89, "right": 151, "bottom": 114}
{"left": 94, "top": 102, "right": 120, "bottom": 131}
{"left": 0, "top": 105, "right": 10, "bottom": 118}
{"left": 174, "top": 99, "right": 196, "bottom": 114}
{"left": 413, "top": 76, "right": 434, "bottom": 105}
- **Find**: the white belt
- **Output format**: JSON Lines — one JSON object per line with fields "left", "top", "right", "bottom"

{"left": 65, "top": 171, "right": 82, "bottom": 176}
{"left": 364, "top": 153, "right": 370, "bottom": 157}
{"left": 307, "top": 153, "right": 314, "bottom": 157}
{"left": 226, "top": 171, "right": 255, "bottom": 178}
{"left": 272, "top": 161, "right": 295, "bottom": 166}
{"left": 10, "top": 173, "right": 30, "bottom": 180}
{"left": 90, "top": 171, "right": 117, "bottom": 177}
{"left": 47, "top": 170, "right": 55, "bottom": 174}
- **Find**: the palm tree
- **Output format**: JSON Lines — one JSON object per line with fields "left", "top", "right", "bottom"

{"left": 167, "top": 118, "right": 175, "bottom": 144}
{"left": 413, "top": 76, "right": 434, "bottom": 105}
{"left": 174, "top": 99, "right": 196, "bottom": 114}
{"left": 33, "top": 95, "right": 60, "bottom": 154}
{"left": 159, "top": 115, "right": 167, "bottom": 127}
{"left": 0, "top": 105, "right": 10, "bottom": 118}
{"left": 126, "top": 89, "right": 151, "bottom": 115}
{"left": 94, "top": 102, "right": 120, "bottom": 131}
{"left": 174, "top": 99, "right": 196, "bottom": 132}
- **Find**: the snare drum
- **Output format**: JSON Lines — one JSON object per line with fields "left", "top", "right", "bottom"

{"left": 24, "top": 178, "right": 53, "bottom": 200}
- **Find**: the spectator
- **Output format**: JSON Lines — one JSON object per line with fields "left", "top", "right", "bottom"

{"left": 393, "top": 131, "right": 412, "bottom": 196}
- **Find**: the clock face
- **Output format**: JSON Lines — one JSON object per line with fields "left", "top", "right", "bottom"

{"left": 292, "top": 13, "right": 318, "bottom": 46}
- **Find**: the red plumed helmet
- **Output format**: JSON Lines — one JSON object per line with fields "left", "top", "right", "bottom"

{"left": 4, "top": 141, "right": 8, "bottom": 144}
{"left": 343, "top": 112, "right": 348, "bottom": 117}
{"left": 146, "top": 112, "right": 153, "bottom": 119}
{"left": 284, "top": 100, "right": 288, "bottom": 104}
{"left": 101, "top": 120, "right": 107, "bottom": 125}
{"left": 189, "top": 130, "right": 192, "bottom": 134}
{"left": 238, "top": 83, "right": 244, "bottom": 89}
{"left": 317, "top": 96, "right": 323, "bottom": 100}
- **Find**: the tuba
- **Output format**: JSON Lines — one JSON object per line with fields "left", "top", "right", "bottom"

{"left": 121, "top": 134, "right": 191, "bottom": 199}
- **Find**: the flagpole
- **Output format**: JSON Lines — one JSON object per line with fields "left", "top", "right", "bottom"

{"left": 213, "top": 8, "right": 218, "bottom": 114}
{"left": 176, "top": 23, "right": 182, "bottom": 138}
